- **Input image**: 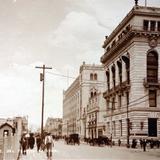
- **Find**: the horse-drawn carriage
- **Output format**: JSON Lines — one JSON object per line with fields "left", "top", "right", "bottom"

{"left": 85, "top": 136, "right": 110, "bottom": 146}
{"left": 65, "top": 133, "right": 80, "bottom": 145}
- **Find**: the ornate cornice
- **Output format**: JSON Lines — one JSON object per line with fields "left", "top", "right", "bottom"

{"left": 101, "top": 29, "right": 160, "bottom": 64}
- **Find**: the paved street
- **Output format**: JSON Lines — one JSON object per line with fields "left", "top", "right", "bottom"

{"left": 19, "top": 140, "right": 160, "bottom": 160}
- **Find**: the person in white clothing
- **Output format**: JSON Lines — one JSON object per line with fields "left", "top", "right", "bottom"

{"left": 45, "top": 133, "right": 54, "bottom": 158}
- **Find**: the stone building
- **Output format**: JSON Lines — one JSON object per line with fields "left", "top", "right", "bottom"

{"left": 86, "top": 92, "right": 106, "bottom": 139}
{"left": 63, "top": 62, "right": 106, "bottom": 138}
{"left": 101, "top": 3, "right": 160, "bottom": 146}
{"left": 45, "top": 118, "right": 62, "bottom": 136}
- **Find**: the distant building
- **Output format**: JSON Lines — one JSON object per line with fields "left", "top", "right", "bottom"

{"left": 86, "top": 92, "right": 106, "bottom": 139}
{"left": 63, "top": 62, "right": 106, "bottom": 138}
{"left": 0, "top": 116, "right": 28, "bottom": 137}
{"left": 45, "top": 118, "right": 62, "bottom": 136}
{"left": 0, "top": 123, "right": 15, "bottom": 138}
{"left": 101, "top": 4, "right": 160, "bottom": 145}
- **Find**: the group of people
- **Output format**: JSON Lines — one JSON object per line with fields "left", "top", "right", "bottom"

{"left": 131, "top": 138, "right": 160, "bottom": 151}
{"left": 20, "top": 132, "right": 54, "bottom": 158}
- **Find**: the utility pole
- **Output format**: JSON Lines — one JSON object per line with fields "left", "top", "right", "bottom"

{"left": 35, "top": 65, "right": 52, "bottom": 140}
{"left": 145, "top": 0, "right": 147, "bottom": 7}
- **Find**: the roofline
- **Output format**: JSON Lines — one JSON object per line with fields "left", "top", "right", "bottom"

{"left": 102, "top": 5, "right": 160, "bottom": 48}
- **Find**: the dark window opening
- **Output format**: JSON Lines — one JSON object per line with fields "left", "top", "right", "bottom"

{"left": 91, "top": 92, "right": 94, "bottom": 98}
{"left": 117, "top": 61, "right": 122, "bottom": 84}
{"left": 94, "top": 74, "right": 97, "bottom": 80}
{"left": 158, "top": 21, "right": 160, "bottom": 31}
{"left": 143, "top": 20, "right": 149, "bottom": 31}
{"left": 122, "top": 55, "right": 130, "bottom": 84}
{"left": 106, "top": 71, "right": 110, "bottom": 90}
{"left": 147, "top": 52, "right": 158, "bottom": 83}
{"left": 149, "top": 90, "right": 157, "bottom": 107}
{"left": 118, "top": 95, "right": 122, "bottom": 108}
{"left": 90, "top": 73, "right": 93, "bottom": 80}
{"left": 112, "top": 97, "right": 115, "bottom": 110}
{"left": 112, "top": 65, "right": 116, "bottom": 88}
{"left": 150, "top": 21, "right": 156, "bottom": 31}
{"left": 119, "top": 120, "right": 122, "bottom": 136}
{"left": 140, "top": 122, "right": 144, "bottom": 130}
{"left": 148, "top": 118, "right": 157, "bottom": 137}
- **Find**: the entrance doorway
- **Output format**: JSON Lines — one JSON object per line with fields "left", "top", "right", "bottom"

{"left": 148, "top": 118, "right": 157, "bottom": 137}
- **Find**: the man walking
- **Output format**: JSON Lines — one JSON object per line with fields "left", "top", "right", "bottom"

{"left": 45, "top": 133, "right": 54, "bottom": 159}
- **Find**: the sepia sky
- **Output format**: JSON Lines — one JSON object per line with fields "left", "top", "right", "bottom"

{"left": 0, "top": 0, "right": 159, "bottom": 130}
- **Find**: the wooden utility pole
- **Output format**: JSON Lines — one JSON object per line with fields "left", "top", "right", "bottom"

{"left": 35, "top": 65, "right": 52, "bottom": 139}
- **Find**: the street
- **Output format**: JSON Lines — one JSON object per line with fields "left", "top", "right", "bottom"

{"left": 19, "top": 140, "right": 160, "bottom": 160}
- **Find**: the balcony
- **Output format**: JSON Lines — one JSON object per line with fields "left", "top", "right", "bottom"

{"left": 103, "top": 80, "right": 130, "bottom": 98}
{"left": 143, "top": 78, "right": 160, "bottom": 89}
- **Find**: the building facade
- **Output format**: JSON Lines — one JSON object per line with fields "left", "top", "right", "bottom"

{"left": 63, "top": 62, "right": 106, "bottom": 138}
{"left": 101, "top": 4, "right": 160, "bottom": 146}
{"left": 86, "top": 92, "right": 106, "bottom": 139}
{"left": 45, "top": 118, "right": 62, "bottom": 136}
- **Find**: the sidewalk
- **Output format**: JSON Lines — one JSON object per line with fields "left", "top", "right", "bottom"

{"left": 19, "top": 148, "right": 47, "bottom": 160}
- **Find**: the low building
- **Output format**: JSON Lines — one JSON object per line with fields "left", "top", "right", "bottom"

{"left": 0, "top": 123, "right": 15, "bottom": 137}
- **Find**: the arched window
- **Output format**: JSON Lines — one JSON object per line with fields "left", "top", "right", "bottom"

{"left": 91, "top": 92, "right": 93, "bottom": 98}
{"left": 94, "top": 92, "right": 97, "bottom": 96}
{"left": 106, "top": 70, "right": 110, "bottom": 90}
{"left": 117, "top": 60, "right": 122, "bottom": 84}
{"left": 94, "top": 74, "right": 97, "bottom": 80}
{"left": 90, "top": 73, "right": 93, "bottom": 80}
{"left": 147, "top": 51, "right": 158, "bottom": 83}
{"left": 122, "top": 54, "right": 130, "bottom": 84}
{"left": 112, "top": 64, "right": 116, "bottom": 88}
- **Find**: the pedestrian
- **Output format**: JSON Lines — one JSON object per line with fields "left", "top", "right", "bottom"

{"left": 142, "top": 139, "right": 147, "bottom": 152}
{"left": 20, "top": 135, "right": 27, "bottom": 155}
{"left": 139, "top": 138, "right": 143, "bottom": 148}
{"left": 118, "top": 139, "right": 121, "bottom": 146}
{"left": 28, "top": 133, "right": 35, "bottom": 149}
{"left": 36, "top": 134, "right": 42, "bottom": 152}
{"left": 45, "top": 132, "right": 54, "bottom": 159}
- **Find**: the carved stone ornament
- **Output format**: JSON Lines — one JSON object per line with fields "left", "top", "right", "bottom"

{"left": 149, "top": 38, "right": 157, "bottom": 48}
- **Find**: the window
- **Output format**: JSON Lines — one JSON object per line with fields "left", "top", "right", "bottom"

{"left": 140, "top": 122, "right": 144, "bottom": 130}
{"left": 90, "top": 73, "right": 93, "bottom": 80}
{"left": 149, "top": 90, "right": 157, "bottom": 107}
{"left": 117, "top": 60, "right": 122, "bottom": 84}
{"left": 158, "top": 21, "right": 160, "bottom": 31}
{"left": 143, "top": 20, "right": 149, "bottom": 31}
{"left": 94, "top": 74, "right": 97, "bottom": 80}
{"left": 112, "top": 65, "right": 116, "bottom": 88}
{"left": 106, "top": 100, "right": 110, "bottom": 111}
{"left": 91, "top": 92, "right": 93, "bottom": 98}
{"left": 112, "top": 97, "right": 115, "bottom": 110}
{"left": 148, "top": 118, "right": 157, "bottom": 137}
{"left": 147, "top": 51, "right": 158, "bottom": 83}
{"left": 119, "top": 120, "right": 122, "bottom": 136}
{"left": 122, "top": 55, "right": 130, "bottom": 84}
{"left": 106, "top": 70, "right": 110, "bottom": 90}
{"left": 118, "top": 95, "right": 122, "bottom": 109}
{"left": 150, "top": 21, "right": 156, "bottom": 31}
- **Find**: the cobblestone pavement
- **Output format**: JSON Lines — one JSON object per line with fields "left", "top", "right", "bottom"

{"left": 19, "top": 140, "right": 160, "bottom": 160}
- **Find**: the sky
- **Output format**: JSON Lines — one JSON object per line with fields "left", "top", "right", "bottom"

{"left": 0, "top": 0, "right": 160, "bottom": 130}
